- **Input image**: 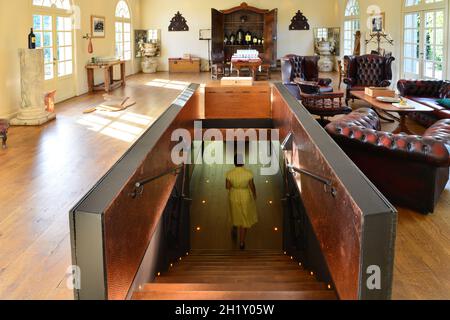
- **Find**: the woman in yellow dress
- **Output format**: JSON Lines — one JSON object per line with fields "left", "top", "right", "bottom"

{"left": 226, "top": 154, "right": 258, "bottom": 250}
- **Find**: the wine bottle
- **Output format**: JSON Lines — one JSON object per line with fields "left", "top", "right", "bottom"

{"left": 244, "top": 31, "right": 252, "bottom": 45}
{"left": 28, "top": 28, "right": 36, "bottom": 49}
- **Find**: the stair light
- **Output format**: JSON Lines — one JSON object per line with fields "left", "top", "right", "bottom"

{"left": 268, "top": 200, "right": 273, "bottom": 205}
{"left": 299, "top": 262, "right": 302, "bottom": 267}
{"left": 196, "top": 226, "right": 201, "bottom": 231}
{"left": 310, "top": 272, "right": 314, "bottom": 276}
{"left": 157, "top": 272, "right": 161, "bottom": 277}
{"left": 274, "top": 227, "right": 279, "bottom": 232}
{"left": 328, "top": 284, "right": 332, "bottom": 290}
{"left": 170, "top": 263, "right": 173, "bottom": 268}
{"left": 202, "top": 200, "right": 207, "bottom": 204}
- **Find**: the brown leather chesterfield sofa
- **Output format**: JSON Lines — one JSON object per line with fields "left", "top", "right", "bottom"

{"left": 344, "top": 54, "right": 395, "bottom": 104}
{"left": 325, "top": 108, "right": 450, "bottom": 214}
{"left": 281, "top": 55, "right": 333, "bottom": 99}
{"left": 397, "top": 79, "right": 450, "bottom": 127}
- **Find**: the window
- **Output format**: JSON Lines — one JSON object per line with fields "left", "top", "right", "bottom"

{"left": 402, "top": 0, "right": 447, "bottom": 79}
{"left": 32, "top": 0, "right": 71, "bottom": 10}
{"left": 115, "top": 1, "right": 132, "bottom": 61}
{"left": 33, "top": 0, "right": 73, "bottom": 80}
{"left": 343, "top": 0, "right": 360, "bottom": 56}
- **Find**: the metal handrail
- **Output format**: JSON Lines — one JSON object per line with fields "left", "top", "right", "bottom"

{"left": 287, "top": 163, "right": 337, "bottom": 197}
{"left": 130, "top": 164, "right": 184, "bottom": 198}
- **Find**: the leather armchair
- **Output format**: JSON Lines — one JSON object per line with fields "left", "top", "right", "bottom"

{"left": 344, "top": 54, "right": 395, "bottom": 103}
{"left": 325, "top": 108, "right": 449, "bottom": 214}
{"left": 397, "top": 79, "right": 450, "bottom": 127}
{"left": 281, "top": 54, "right": 333, "bottom": 99}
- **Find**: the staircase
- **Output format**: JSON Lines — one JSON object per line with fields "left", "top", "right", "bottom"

{"left": 132, "top": 250, "right": 337, "bottom": 300}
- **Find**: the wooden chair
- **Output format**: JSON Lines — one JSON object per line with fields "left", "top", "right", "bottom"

{"left": 0, "top": 119, "right": 10, "bottom": 149}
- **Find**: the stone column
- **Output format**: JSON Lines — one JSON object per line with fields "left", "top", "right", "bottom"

{"left": 11, "top": 49, "right": 56, "bottom": 126}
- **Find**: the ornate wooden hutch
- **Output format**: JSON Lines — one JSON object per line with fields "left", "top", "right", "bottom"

{"left": 211, "top": 2, "right": 278, "bottom": 66}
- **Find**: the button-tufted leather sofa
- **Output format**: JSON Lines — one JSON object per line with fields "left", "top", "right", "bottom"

{"left": 397, "top": 79, "right": 450, "bottom": 127}
{"left": 325, "top": 108, "right": 450, "bottom": 214}
{"left": 344, "top": 54, "right": 395, "bottom": 104}
{"left": 281, "top": 55, "right": 333, "bottom": 99}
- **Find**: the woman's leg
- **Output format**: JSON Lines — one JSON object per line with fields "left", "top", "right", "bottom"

{"left": 239, "top": 228, "right": 247, "bottom": 247}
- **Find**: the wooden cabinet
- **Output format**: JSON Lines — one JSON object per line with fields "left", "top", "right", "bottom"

{"left": 169, "top": 58, "right": 201, "bottom": 73}
{"left": 211, "top": 2, "right": 277, "bottom": 67}
{"left": 205, "top": 82, "right": 271, "bottom": 119}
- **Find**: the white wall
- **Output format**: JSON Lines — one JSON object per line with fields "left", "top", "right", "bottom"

{"left": 140, "top": 0, "right": 340, "bottom": 71}
{"left": 0, "top": 0, "right": 141, "bottom": 119}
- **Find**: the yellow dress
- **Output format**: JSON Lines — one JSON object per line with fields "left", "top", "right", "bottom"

{"left": 226, "top": 167, "right": 258, "bottom": 228}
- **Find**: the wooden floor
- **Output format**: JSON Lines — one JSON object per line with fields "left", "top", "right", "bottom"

{"left": 0, "top": 71, "right": 448, "bottom": 300}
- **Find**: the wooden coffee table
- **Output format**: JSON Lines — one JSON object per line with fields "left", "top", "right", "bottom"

{"left": 351, "top": 91, "right": 434, "bottom": 135}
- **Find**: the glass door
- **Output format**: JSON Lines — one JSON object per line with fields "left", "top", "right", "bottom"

{"left": 403, "top": 9, "right": 446, "bottom": 79}
{"left": 33, "top": 13, "right": 75, "bottom": 102}
{"left": 423, "top": 10, "right": 445, "bottom": 79}
{"left": 403, "top": 12, "right": 421, "bottom": 78}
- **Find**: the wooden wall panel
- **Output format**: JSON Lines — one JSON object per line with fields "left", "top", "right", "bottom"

{"left": 205, "top": 82, "right": 271, "bottom": 119}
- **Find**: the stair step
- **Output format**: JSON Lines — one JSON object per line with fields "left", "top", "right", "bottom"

{"left": 141, "top": 282, "right": 328, "bottom": 292}
{"left": 174, "top": 260, "right": 298, "bottom": 268}
{"left": 171, "top": 265, "right": 302, "bottom": 272}
{"left": 190, "top": 250, "right": 283, "bottom": 255}
{"left": 183, "top": 256, "right": 292, "bottom": 262}
{"left": 161, "top": 270, "right": 310, "bottom": 277}
{"left": 156, "top": 274, "right": 317, "bottom": 283}
{"left": 132, "top": 290, "right": 337, "bottom": 300}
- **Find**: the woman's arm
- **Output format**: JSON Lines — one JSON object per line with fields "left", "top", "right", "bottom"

{"left": 249, "top": 179, "right": 257, "bottom": 200}
{"left": 226, "top": 179, "right": 232, "bottom": 190}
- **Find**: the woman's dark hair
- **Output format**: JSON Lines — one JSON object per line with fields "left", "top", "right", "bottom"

{"left": 234, "top": 154, "right": 244, "bottom": 167}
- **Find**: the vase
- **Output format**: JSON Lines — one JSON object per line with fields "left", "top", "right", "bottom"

{"left": 142, "top": 57, "right": 158, "bottom": 73}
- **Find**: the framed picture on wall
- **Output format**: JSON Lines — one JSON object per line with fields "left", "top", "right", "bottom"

{"left": 371, "top": 12, "right": 385, "bottom": 32}
{"left": 91, "top": 15, "right": 106, "bottom": 38}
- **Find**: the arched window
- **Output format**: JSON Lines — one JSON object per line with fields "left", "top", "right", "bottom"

{"left": 33, "top": 0, "right": 74, "bottom": 80}
{"left": 115, "top": 0, "right": 132, "bottom": 61}
{"left": 402, "top": 0, "right": 448, "bottom": 79}
{"left": 33, "top": 0, "right": 71, "bottom": 10}
{"left": 343, "top": 0, "right": 360, "bottom": 56}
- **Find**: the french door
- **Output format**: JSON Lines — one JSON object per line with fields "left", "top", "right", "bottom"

{"left": 403, "top": 8, "right": 447, "bottom": 79}
{"left": 33, "top": 12, "right": 76, "bottom": 102}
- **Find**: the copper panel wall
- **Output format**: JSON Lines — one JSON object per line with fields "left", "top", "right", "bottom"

{"left": 103, "top": 90, "right": 200, "bottom": 300}
{"left": 272, "top": 84, "right": 396, "bottom": 300}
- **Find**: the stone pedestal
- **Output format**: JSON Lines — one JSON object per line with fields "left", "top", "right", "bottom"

{"left": 11, "top": 49, "right": 56, "bottom": 126}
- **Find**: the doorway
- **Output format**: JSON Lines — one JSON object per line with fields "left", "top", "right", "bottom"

{"left": 402, "top": 1, "right": 448, "bottom": 79}
{"left": 33, "top": 11, "right": 76, "bottom": 102}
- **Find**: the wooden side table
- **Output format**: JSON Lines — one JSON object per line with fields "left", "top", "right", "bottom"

{"left": 0, "top": 119, "right": 10, "bottom": 149}
{"left": 86, "top": 60, "right": 126, "bottom": 93}
{"left": 231, "top": 59, "right": 262, "bottom": 80}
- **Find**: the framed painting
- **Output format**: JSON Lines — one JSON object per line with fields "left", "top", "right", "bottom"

{"left": 91, "top": 15, "right": 105, "bottom": 38}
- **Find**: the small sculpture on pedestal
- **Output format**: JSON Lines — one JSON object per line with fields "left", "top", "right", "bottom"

{"left": 11, "top": 49, "right": 56, "bottom": 126}
{"left": 316, "top": 39, "right": 335, "bottom": 72}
